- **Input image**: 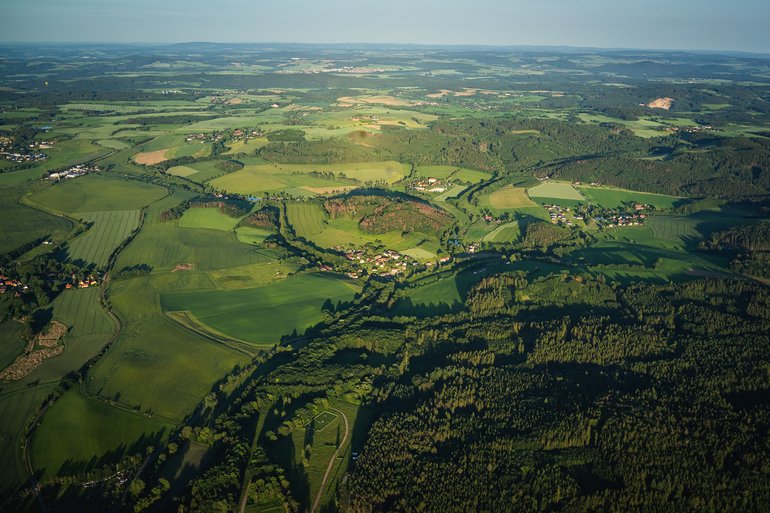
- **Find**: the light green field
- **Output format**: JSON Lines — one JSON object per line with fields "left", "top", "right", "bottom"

{"left": 435, "top": 185, "right": 467, "bottom": 202}
{"left": 401, "top": 247, "right": 438, "bottom": 261}
{"left": 160, "top": 273, "right": 361, "bottom": 344}
{"left": 67, "top": 210, "right": 141, "bottom": 267}
{"left": 86, "top": 275, "right": 248, "bottom": 420}
{"left": 484, "top": 186, "right": 537, "bottom": 209}
{"left": 286, "top": 203, "right": 328, "bottom": 238}
{"left": 482, "top": 221, "right": 521, "bottom": 243}
{"left": 210, "top": 161, "right": 408, "bottom": 197}
{"left": 414, "top": 165, "right": 490, "bottom": 184}
{"left": 646, "top": 216, "right": 703, "bottom": 247}
{"left": 29, "top": 175, "right": 167, "bottom": 214}
{"left": 235, "top": 227, "right": 274, "bottom": 245}
{"left": 578, "top": 186, "right": 681, "bottom": 209}
{"left": 167, "top": 166, "right": 199, "bottom": 177}
{"left": 95, "top": 139, "right": 131, "bottom": 150}
{"left": 224, "top": 138, "right": 269, "bottom": 155}
{"left": 31, "top": 390, "right": 173, "bottom": 479}
{"left": 528, "top": 182, "right": 584, "bottom": 201}
{"left": 178, "top": 207, "right": 246, "bottom": 232}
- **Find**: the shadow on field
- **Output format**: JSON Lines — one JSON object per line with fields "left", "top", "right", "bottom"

{"left": 55, "top": 429, "right": 167, "bottom": 477}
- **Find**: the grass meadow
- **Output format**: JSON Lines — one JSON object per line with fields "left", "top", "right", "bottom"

{"left": 29, "top": 175, "right": 167, "bottom": 213}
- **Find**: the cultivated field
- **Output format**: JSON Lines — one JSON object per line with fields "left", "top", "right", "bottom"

{"left": 66, "top": 210, "right": 141, "bottom": 267}
{"left": 286, "top": 203, "right": 328, "bottom": 238}
{"left": 0, "top": 184, "right": 73, "bottom": 255}
{"left": 160, "top": 273, "right": 360, "bottom": 344}
{"left": 414, "top": 165, "right": 490, "bottom": 184}
{"left": 133, "top": 148, "right": 171, "bottom": 165}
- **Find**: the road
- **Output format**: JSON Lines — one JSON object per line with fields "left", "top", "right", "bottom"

{"left": 310, "top": 408, "right": 349, "bottom": 513}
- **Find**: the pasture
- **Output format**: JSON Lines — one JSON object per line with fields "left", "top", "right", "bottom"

{"left": 578, "top": 185, "right": 681, "bottom": 210}
{"left": 66, "top": 210, "right": 141, "bottom": 267}
{"left": 31, "top": 390, "right": 173, "bottom": 480}
{"left": 307, "top": 217, "right": 439, "bottom": 254}
{"left": 29, "top": 175, "right": 167, "bottom": 213}
{"left": 160, "top": 273, "right": 360, "bottom": 344}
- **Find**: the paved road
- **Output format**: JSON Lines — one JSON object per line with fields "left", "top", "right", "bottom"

{"left": 310, "top": 408, "right": 349, "bottom": 513}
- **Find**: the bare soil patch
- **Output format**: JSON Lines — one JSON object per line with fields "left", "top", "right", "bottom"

{"left": 133, "top": 148, "right": 171, "bottom": 165}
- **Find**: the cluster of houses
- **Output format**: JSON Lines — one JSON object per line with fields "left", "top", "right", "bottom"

{"left": 1, "top": 137, "right": 48, "bottom": 163}
{"left": 321, "top": 66, "right": 386, "bottom": 74}
{"left": 410, "top": 176, "right": 450, "bottom": 194}
{"left": 594, "top": 210, "right": 646, "bottom": 228}
{"left": 185, "top": 132, "right": 225, "bottom": 144}
{"left": 544, "top": 204, "right": 579, "bottom": 227}
{"left": 0, "top": 274, "right": 28, "bottom": 296}
{"left": 64, "top": 274, "right": 99, "bottom": 290}
{"left": 324, "top": 247, "right": 421, "bottom": 278}
{"left": 664, "top": 125, "right": 713, "bottom": 133}
{"left": 231, "top": 128, "right": 264, "bottom": 141}
{"left": 47, "top": 164, "right": 99, "bottom": 181}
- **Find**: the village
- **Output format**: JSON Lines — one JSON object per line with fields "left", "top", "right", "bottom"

{"left": 0, "top": 135, "right": 49, "bottom": 163}
{"left": 47, "top": 164, "right": 100, "bottom": 181}
{"left": 408, "top": 176, "right": 451, "bottom": 194}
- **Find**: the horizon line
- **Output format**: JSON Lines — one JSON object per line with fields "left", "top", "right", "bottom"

{"left": 0, "top": 40, "right": 768, "bottom": 58}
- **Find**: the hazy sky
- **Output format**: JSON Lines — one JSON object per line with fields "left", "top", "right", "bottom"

{"left": 2, "top": 0, "right": 769, "bottom": 53}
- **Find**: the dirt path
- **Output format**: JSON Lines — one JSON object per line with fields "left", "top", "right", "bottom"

{"left": 310, "top": 408, "right": 349, "bottom": 513}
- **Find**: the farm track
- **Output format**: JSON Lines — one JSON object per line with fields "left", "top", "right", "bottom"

{"left": 310, "top": 408, "right": 350, "bottom": 513}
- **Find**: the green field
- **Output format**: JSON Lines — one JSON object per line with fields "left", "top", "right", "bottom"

{"left": 578, "top": 186, "right": 681, "bottom": 209}
{"left": 286, "top": 202, "right": 328, "bottom": 238}
{"left": 85, "top": 275, "right": 248, "bottom": 420}
{"left": 160, "top": 273, "right": 361, "bottom": 344}
{"left": 0, "top": 384, "right": 58, "bottom": 489}
{"left": 66, "top": 210, "right": 141, "bottom": 267}
{"left": 116, "top": 191, "right": 269, "bottom": 272}
{"left": 307, "top": 217, "right": 439, "bottom": 255}
{"left": 209, "top": 161, "right": 408, "bottom": 197}
{"left": 31, "top": 390, "right": 173, "bottom": 479}
{"left": 29, "top": 175, "right": 167, "bottom": 213}
{"left": 0, "top": 184, "right": 74, "bottom": 255}
{"left": 178, "top": 207, "right": 247, "bottom": 232}
{"left": 0, "top": 321, "right": 26, "bottom": 371}
{"left": 528, "top": 182, "right": 584, "bottom": 201}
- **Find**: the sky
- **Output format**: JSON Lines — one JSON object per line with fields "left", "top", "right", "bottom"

{"left": 2, "top": 0, "right": 769, "bottom": 54}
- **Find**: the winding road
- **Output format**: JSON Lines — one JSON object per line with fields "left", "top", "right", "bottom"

{"left": 310, "top": 408, "right": 349, "bottom": 513}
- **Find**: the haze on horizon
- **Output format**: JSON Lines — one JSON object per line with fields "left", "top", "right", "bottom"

{"left": 1, "top": 0, "right": 769, "bottom": 54}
